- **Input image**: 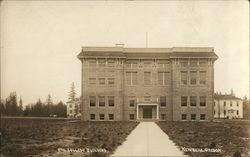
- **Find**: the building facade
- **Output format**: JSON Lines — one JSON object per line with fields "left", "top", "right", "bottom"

{"left": 77, "top": 45, "right": 218, "bottom": 121}
{"left": 214, "top": 94, "right": 243, "bottom": 119}
{"left": 66, "top": 98, "right": 82, "bottom": 118}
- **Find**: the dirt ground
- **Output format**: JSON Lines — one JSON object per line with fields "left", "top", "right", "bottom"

{"left": 0, "top": 118, "right": 138, "bottom": 157}
{"left": 157, "top": 120, "right": 250, "bottom": 157}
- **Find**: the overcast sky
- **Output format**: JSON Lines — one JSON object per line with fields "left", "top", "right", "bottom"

{"left": 1, "top": 1, "right": 249, "bottom": 105}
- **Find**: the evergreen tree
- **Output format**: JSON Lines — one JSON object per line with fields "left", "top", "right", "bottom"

{"left": 68, "top": 82, "right": 76, "bottom": 102}
{"left": 0, "top": 99, "right": 6, "bottom": 115}
{"left": 18, "top": 96, "right": 23, "bottom": 116}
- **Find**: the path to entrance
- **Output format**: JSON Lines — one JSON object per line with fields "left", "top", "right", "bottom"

{"left": 111, "top": 122, "right": 186, "bottom": 157}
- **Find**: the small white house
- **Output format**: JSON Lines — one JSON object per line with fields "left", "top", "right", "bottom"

{"left": 214, "top": 94, "right": 243, "bottom": 119}
{"left": 67, "top": 98, "right": 81, "bottom": 118}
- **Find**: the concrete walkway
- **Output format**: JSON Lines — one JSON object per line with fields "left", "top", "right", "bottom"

{"left": 111, "top": 122, "right": 186, "bottom": 157}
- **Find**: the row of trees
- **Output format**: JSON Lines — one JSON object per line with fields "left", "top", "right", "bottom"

{"left": 0, "top": 92, "right": 67, "bottom": 117}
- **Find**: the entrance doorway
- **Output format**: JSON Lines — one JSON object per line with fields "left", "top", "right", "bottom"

{"left": 143, "top": 107, "right": 152, "bottom": 119}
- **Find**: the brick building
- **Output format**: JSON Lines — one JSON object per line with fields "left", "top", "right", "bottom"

{"left": 77, "top": 45, "right": 218, "bottom": 121}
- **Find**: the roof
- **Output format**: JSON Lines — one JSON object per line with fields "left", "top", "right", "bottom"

{"left": 77, "top": 46, "right": 218, "bottom": 59}
{"left": 214, "top": 94, "right": 242, "bottom": 100}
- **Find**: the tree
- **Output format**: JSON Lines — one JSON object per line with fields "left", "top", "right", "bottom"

{"left": 46, "top": 94, "right": 53, "bottom": 115}
{"left": 0, "top": 99, "right": 6, "bottom": 116}
{"left": 5, "top": 92, "right": 18, "bottom": 116}
{"left": 18, "top": 96, "right": 23, "bottom": 116}
{"left": 68, "top": 82, "right": 76, "bottom": 102}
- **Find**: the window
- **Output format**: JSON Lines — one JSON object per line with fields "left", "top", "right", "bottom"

{"left": 191, "top": 114, "right": 196, "bottom": 120}
{"left": 108, "top": 78, "right": 115, "bottom": 85}
{"left": 99, "top": 78, "right": 105, "bottom": 85}
{"left": 161, "top": 114, "right": 166, "bottom": 120}
{"left": 99, "top": 96, "right": 105, "bottom": 107}
{"left": 144, "top": 72, "right": 151, "bottom": 85}
{"left": 107, "top": 60, "right": 115, "bottom": 67}
{"left": 200, "top": 114, "right": 206, "bottom": 120}
{"left": 70, "top": 110, "right": 72, "bottom": 113}
{"left": 160, "top": 96, "right": 166, "bottom": 107}
{"left": 89, "top": 96, "right": 96, "bottom": 107}
{"left": 129, "top": 96, "right": 136, "bottom": 107}
{"left": 230, "top": 102, "right": 232, "bottom": 107}
{"left": 158, "top": 72, "right": 170, "bottom": 85}
{"left": 199, "top": 71, "right": 206, "bottom": 84}
{"left": 108, "top": 96, "right": 115, "bottom": 107}
{"left": 157, "top": 61, "right": 169, "bottom": 68}
{"left": 190, "top": 71, "right": 197, "bottom": 85}
{"left": 200, "top": 96, "right": 206, "bottom": 107}
{"left": 109, "top": 114, "right": 114, "bottom": 120}
{"left": 199, "top": 59, "right": 208, "bottom": 67}
{"left": 224, "top": 101, "right": 226, "bottom": 106}
{"left": 144, "top": 96, "right": 151, "bottom": 102}
{"left": 126, "top": 72, "right": 137, "bottom": 85}
{"left": 98, "top": 59, "right": 106, "bottom": 67}
{"left": 224, "top": 110, "right": 226, "bottom": 115}
{"left": 89, "top": 60, "right": 96, "bottom": 67}
{"left": 181, "top": 114, "right": 187, "bottom": 120}
{"left": 190, "top": 59, "right": 198, "bottom": 67}
{"left": 130, "top": 114, "right": 135, "bottom": 120}
{"left": 237, "top": 102, "right": 239, "bottom": 106}
{"left": 90, "top": 114, "right": 95, "bottom": 120}
{"left": 88, "top": 78, "right": 96, "bottom": 85}
{"left": 181, "top": 71, "right": 188, "bottom": 85}
{"left": 69, "top": 104, "right": 72, "bottom": 108}
{"left": 181, "top": 96, "right": 187, "bottom": 106}
{"left": 190, "top": 96, "right": 197, "bottom": 106}
{"left": 180, "top": 61, "right": 188, "bottom": 67}
{"left": 237, "top": 110, "right": 239, "bottom": 115}
{"left": 144, "top": 62, "right": 152, "bottom": 68}
{"left": 99, "top": 114, "right": 105, "bottom": 120}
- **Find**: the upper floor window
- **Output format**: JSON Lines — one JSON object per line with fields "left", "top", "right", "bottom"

{"left": 191, "top": 114, "right": 196, "bottom": 120}
{"left": 99, "top": 96, "right": 105, "bottom": 107}
{"left": 90, "top": 114, "right": 95, "bottom": 120}
{"left": 126, "top": 72, "right": 137, "bottom": 85}
{"left": 180, "top": 61, "right": 188, "bottom": 67}
{"left": 144, "top": 96, "right": 151, "bottom": 102}
{"left": 143, "top": 62, "right": 152, "bottom": 68}
{"left": 200, "top": 114, "right": 206, "bottom": 120}
{"left": 129, "top": 96, "right": 136, "bottom": 107}
{"left": 88, "top": 78, "right": 96, "bottom": 85}
{"left": 98, "top": 59, "right": 106, "bottom": 67}
{"left": 237, "top": 102, "right": 239, "bottom": 106}
{"left": 190, "top": 71, "right": 197, "bottom": 85}
{"left": 88, "top": 60, "right": 96, "bottom": 67}
{"left": 160, "top": 96, "right": 166, "bottom": 107}
{"left": 107, "top": 59, "right": 115, "bottom": 67}
{"left": 224, "top": 101, "right": 226, "bottom": 106}
{"left": 230, "top": 101, "right": 232, "bottom": 107}
{"left": 181, "top": 71, "right": 188, "bottom": 85}
{"left": 158, "top": 72, "right": 170, "bottom": 86}
{"left": 181, "top": 114, "right": 187, "bottom": 120}
{"left": 108, "top": 78, "right": 115, "bottom": 85}
{"left": 157, "top": 61, "right": 169, "bottom": 68}
{"left": 190, "top": 96, "right": 197, "bottom": 106}
{"left": 109, "top": 114, "right": 114, "bottom": 120}
{"left": 237, "top": 110, "right": 239, "bottom": 115}
{"left": 199, "top": 71, "right": 206, "bottom": 84}
{"left": 89, "top": 96, "right": 96, "bottom": 107}
{"left": 181, "top": 96, "right": 188, "bottom": 106}
{"left": 144, "top": 72, "right": 151, "bottom": 85}
{"left": 99, "top": 78, "right": 105, "bottom": 85}
{"left": 190, "top": 59, "right": 198, "bottom": 67}
{"left": 99, "top": 114, "right": 105, "bottom": 120}
{"left": 108, "top": 96, "right": 115, "bottom": 107}
{"left": 199, "top": 59, "right": 208, "bottom": 67}
{"left": 200, "top": 96, "right": 206, "bottom": 107}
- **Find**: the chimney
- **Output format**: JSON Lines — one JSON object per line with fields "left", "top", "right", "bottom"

{"left": 115, "top": 43, "right": 125, "bottom": 47}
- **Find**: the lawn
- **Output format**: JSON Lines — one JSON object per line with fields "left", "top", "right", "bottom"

{"left": 0, "top": 118, "right": 138, "bottom": 157}
{"left": 157, "top": 120, "right": 250, "bottom": 157}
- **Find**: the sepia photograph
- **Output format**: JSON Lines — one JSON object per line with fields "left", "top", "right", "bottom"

{"left": 0, "top": 0, "right": 249, "bottom": 157}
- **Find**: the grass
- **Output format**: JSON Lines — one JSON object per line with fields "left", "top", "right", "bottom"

{"left": 0, "top": 117, "right": 138, "bottom": 157}
{"left": 157, "top": 120, "right": 250, "bottom": 157}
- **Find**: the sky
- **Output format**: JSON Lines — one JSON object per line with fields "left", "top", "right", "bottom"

{"left": 1, "top": 1, "right": 249, "bottom": 105}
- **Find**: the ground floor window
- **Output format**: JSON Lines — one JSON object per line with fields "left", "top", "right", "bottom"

{"left": 99, "top": 114, "right": 105, "bottom": 120}
{"left": 200, "top": 114, "right": 206, "bottom": 120}
{"left": 109, "top": 114, "right": 114, "bottom": 120}
{"left": 181, "top": 114, "right": 187, "bottom": 120}
{"left": 237, "top": 110, "right": 239, "bottom": 115}
{"left": 160, "top": 114, "right": 166, "bottom": 120}
{"left": 130, "top": 114, "right": 135, "bottom": 120}
{"left": 191, "top": 114, "right": 196, "bottom": 120}
{"left": 90, "top": 114, "right": 95, "bottom": 120}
